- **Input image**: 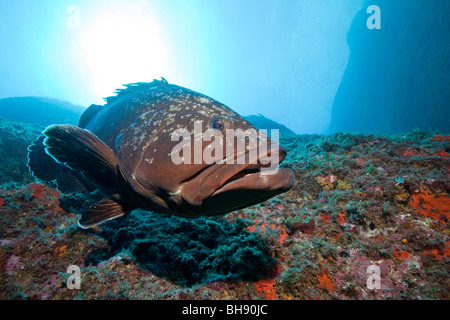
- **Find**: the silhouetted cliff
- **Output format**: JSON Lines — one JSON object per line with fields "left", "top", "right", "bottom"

{"left": 329, "top": 0, "right": 450, "bottom": 134}
{"left": 0, "top": 96, "right": 85, "bottom": 127}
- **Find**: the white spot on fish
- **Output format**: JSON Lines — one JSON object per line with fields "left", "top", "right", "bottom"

{"left": 169, "top": 105, "right": 182, "bottom": 112}
{"left": 198, "top": 97, "right": 211, "bottom": 104}
{"left": 198, "top": 110, "right": 210, "bottom": 116}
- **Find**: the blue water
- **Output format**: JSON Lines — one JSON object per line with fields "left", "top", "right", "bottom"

{"left": 0, "top": 0, "right": 448, "bottom": 134}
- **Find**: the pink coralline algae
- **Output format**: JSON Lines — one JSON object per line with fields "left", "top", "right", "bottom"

{"left": 4, "top": 255, "right": 21, "bottom": 273}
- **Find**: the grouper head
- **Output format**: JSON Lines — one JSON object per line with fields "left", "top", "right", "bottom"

{"left": 115, "top": 85, "right": 295, "bottom": 217}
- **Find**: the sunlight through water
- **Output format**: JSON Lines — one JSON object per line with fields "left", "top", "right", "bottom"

{"left": 80, "top": 3, "right": 169, "bottom": 100}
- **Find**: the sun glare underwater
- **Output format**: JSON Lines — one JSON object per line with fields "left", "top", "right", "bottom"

{"left": 0, "top": 0, "right": 449, "bottom": 302}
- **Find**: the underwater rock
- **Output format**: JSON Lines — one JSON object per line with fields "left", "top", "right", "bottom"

{"left": 244, "top": 114, "right": 295, "bottom": 136}
{"left": 0, "top": 96, "right": 85, "bottom": 127}
{"left": 329, "top": 0, "right": 450, "bottom": 134}
{"left": 0, "top": 130, "right": 448, "bottom": 299}
{"left": 0, "top": 117, "right": 43, "bottom": 184}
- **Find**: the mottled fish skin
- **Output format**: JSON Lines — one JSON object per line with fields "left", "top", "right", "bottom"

{"left": 29, "top": 79, "right": 295, "bottom": 226}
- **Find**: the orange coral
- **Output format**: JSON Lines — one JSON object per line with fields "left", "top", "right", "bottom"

{"left": 372, "top": 235, "right": 385, "bottom": 241}
{"left": 278, "top": 227, "right": 289, "bottom": 245}
{"left": 432, "top": 148, "right": 449, "bottom": 158}
{"left": 26, "top": 183, "right": 61, "bottom": 205}
{"left": 393, "top": 248, "right": 410, "bottom": 261}
{"left": 318, "top": 272, "right": 334, "bottom": 292}
{"left": 54, "top": 245, "right": 67, "bottom": 257}
{"left": 321, "top": 214, "right": 331, "bottom": 224}
{"left": 409, "top": 189, "right": 450, "bottom": 224}
{"left": 402, "top": 149, "right": 422, "bottom": 156}
{"left": 30, "top": 183, "right": 46, "bottom": 199}
{"left": 356, "top": 158, "right": 365, "bottom": 166}
{"left": 430, "top": 135, "right": 450, "bottom": 142}
{"left": 254, "top": 279, "right": 276, "bottom": 300}
{"left": 402, "top": 148, "right": 449, "bottom": 158}
{"left": 337, "top": 212, "right": 346, "bottom": 225}
{"left": 422, "top": 241, "right": 450, "bottom": 261}
{"left": 246, "top": 221, "right": 289, "bottom": 245}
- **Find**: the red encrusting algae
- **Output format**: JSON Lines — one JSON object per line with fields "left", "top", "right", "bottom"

{"left": 409, "top": 189, "right": 450, "bottom": 224}
{"left": 317, "top": 271, "right": 334, "bottom": 293}
{"left": 393, "top": 248, "right": 410, "bottom": 261}
{"left": 54, "top": 245, "right": 68, "bottom": 257}
{"left": 246, "top": 220, "right": 289, "bottom": 245}
{"left": 254, "top": 279, "right": 277, "bottom": 300}
{"left": 402, "top": 148, "right": 449, "bottom": 158}
{"left": 430, "top": 135, "right": 450, "bottom": 142}
{"left": 422, "top": 241, "right": 450, "bottom": 261}
{"left": 337, "top": 212, "right": 346, "bottom": 225}
{"left": 321, "top": 213, "right": 331, "bottom": 224}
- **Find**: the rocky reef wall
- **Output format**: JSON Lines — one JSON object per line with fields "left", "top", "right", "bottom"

{"left": 329, "top": 0, "right": 450, "bottom": 134}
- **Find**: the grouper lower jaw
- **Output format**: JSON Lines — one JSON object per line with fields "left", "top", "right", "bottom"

{"left": 173, "top": 171, "right": 295, "bottom": 218}
{"left": 179, "top": 144, "right": 294, "bottom": 209}
{"left": 210, "top": 167, "right": 295, "bottom": 197}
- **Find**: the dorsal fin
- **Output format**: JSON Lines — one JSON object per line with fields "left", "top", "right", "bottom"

{"left": 78, "top": 104, "right": 104, "bottom": 128}
{"left": 103, "top": 77, "right": 169, "bottom": 104}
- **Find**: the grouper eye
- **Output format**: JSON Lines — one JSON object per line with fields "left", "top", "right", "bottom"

{"left": 210, "top": 118, "right": 225, "bottom": 130}
{"left": 208, "top": 116, "right": 234, "bottom": 135}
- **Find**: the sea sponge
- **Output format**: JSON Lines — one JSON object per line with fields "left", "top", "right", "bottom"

{"left": 86, "top": 210, "right": 277, "bottom": 286}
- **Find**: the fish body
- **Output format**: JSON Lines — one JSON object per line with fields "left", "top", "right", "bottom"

{"left": 28, "top": 78, "right": 295, "bottom": 228}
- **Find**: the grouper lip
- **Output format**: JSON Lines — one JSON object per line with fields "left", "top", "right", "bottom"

{"left": 210, "top": 152, "right": 294, "bottom": 198}
{"left": 181, "top": 143, "right": 294, "bottom": 206}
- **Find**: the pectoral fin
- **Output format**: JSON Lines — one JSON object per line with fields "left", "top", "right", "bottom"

{"left": 43, "top": 124, "right": 120, "bottom": 190}
{"left": 28, "top": 134, "right": 89, "bottom": 193}
{"left": 27, "top": 135, "right": 63, "bottom": 181}
{"left": 79, "top": 198, "right": 125, "bottom": 228}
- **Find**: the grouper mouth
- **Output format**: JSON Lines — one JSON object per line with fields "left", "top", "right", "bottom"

{"left": 181, "top": 144, "right": 295, "bottom": 207}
